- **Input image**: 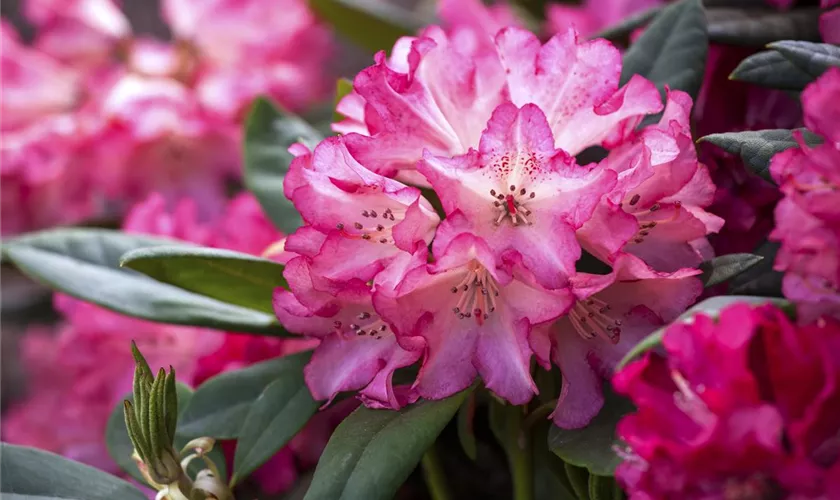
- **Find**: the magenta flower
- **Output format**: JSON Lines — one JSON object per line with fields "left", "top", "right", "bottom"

{"left": 419, "top": 102, "right": 616, "bottom": 288}
{"left": 613, "top": 303, "right": 840, "bottom": 499}
{"left": 374, "top": 216, "right": 574, "bottom": 405}
{"left": 770, "top": 68, "right": 840, "bottom": 320}
{"left": 284, "top": 136, "right": 440, "bottom": 286}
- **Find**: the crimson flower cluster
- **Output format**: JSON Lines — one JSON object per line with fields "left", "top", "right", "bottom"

{"left": 614, "top": 304, "right": 840, "bottom": 499}
{"left": 273, "top": 17, "right": 723, "bottom": 428}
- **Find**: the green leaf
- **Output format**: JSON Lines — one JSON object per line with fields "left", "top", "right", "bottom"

{"left": 593, "top": 6, "right": 662, "bottom": 41}
{"left": 699, "top": 253, "right": 764, "bottom": 287}
{"left": 456, "top": 393, "right": 478, "bottom": 461}
{"left": 1, "top": 229, "right": 285, "bottom": 335}
{"left": 589, "top": 475, "right": 624, "bottom": 500}
{"left": 620, "top": 0, "right": 708, "bottom": 101}
{"left": 706, "top": 8, "right": 820, "bottom": 46}
{"left": 106, "top": 383, "right": 228, "bottom": 484}
{"left": 304, "top": 389, "right": 471, "bottom": 500}
{"left": 1, "top": 443, "right": 148, "bottom": 500}
{"left": 333, "top": 78, "right": 355, "bottom": 123}
{"left": 564, "top": 463, "right": 591, "bottom": 500}
{"left": 769, "top": 40, "right": 840, "bottom": 80}
{"left": 730, "top": 50, "right": 814, "bottom": 90}
{"left": 309, "top": 0, "right": 421, "bottom": 53}
{"left": 728, "top": 241, "right": 784, "bottom": 296}
{"left": 699, "top": 129, "right": 823, "bottom": 181}
{"left": 548, "top": 387, "right": 633, "bottom": 477}
{"left": 244, "top": 98, "right": 323, "bottom": 234}
{"left": 121, "top": 246, "right": 287, "bottom": 315}
{"left": 532, "top": 423, "right": 576, "bottom": 500}
{"left": 178, "top": 351, "right": 313, "bottom": 440}
{"left": 618, "top": 295, "right": 793, "bottom": 368}
{"left": 231, "top": 355, "right": 318, "bottom": 485}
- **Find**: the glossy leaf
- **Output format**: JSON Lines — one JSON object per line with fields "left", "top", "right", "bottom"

{"left": 121, "top": 246, "right": 287, "bottom": 315}
{"left": 620, "top": 0, "right": 708, "bottom": 101}
{"left": 309, "top": 0, "right": 421, "bottom": 53}
{"left": 699, "top": 129, "right": 822, "bottom": 180}
{"left": 231, "top": 356, "right": 318, "bottom": 485}
{"left": 699, "top": 253, "right": 764, "bottom": 287}
{"left": 618, "top": 295, "right": 793, "bottom": 368}
{"left": 728, "top": 241, "right": 784, "bottom": 297}
{"left": 178, "top": 351, "right": 312, "bottom": 440}
{"left": 769, "top": 40, "right": 840, "bottom": 79}
{"left": 1, "top": 229, "right": 285, "bottom": 335}
{"left": 244, "top": 97, "right": 322, "bottom": 234}
{"left": 548, "top": 388, "right": 633, "bottom": 476}
{"left": 730, "top": 50, "right": 814, "bottom": 90}
{"left": 304, "top": 389, "right": 471, "bottom": 500}
{"left": 105, "top": 383, "right": 228, "bottom": 484}
{"left": 333, "top": 78, "right": 354, "bottom": 123}
{"left": 707, "top": 8, "right": 820, "bottom": 46}
{"left": 1, "top": 443, "right": 147, "bottom": 500}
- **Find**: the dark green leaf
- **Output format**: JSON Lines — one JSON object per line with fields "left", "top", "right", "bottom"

{"left": 589, "top": 475, "right": 624, "bottom": 500}
{"left": 1, "top": 229, "right": 285, "bottom": 335}
{"left": 564, "top": 463, "right": 591, "bottom": 500}
{"left": 304, "top": 389, "right": 471, "bottom": 500}
{"left": 593, "top": 6, "right": 662, "bottom": 41}
{"left": 533, "top": 423, "right": 576, "bottom": 500}
{"left": 730, "top": 50, "right": 814, "bottom": 90}
{"left": 309, "top": 0, "right": 422, "bottom": 53}
{"left": 699, "top": 129, "right": 823, "bottom": 180}
{"left": 231, "top": 356, "right": 318, "bottom": 485}
{"left": 707, "top": 8, "right": 820, "bottom": 46}
{"left": 456, "top": 392, "right": 478, "bottom": 461}
{"left": 620, "top": 0, "right": 708, "bottom": 101}
{"left": 729, "top": 241, "right": 784, "bottom": 296}
{"left": 244, "top": 98, "right": 323, "bottom": 234}
{"left": 105, "top": 383, "right": 228, "bottom": 484}
{"left": 121, "top": 246, "right": 287, "bottom": 315}
{"left": 618, "top": 295, "right": 793, "bottom": 368}
{"left": 699, "top": 253, "right": 764, "bottom": 287}
{"left": 769, "top": 40, "right": 840, "bottom": 80}
{"left": 1, "top": 443, "right": 148, "bottom": 500}
{"left": 549, "top": 388, "right": 633, "bottom": 476}
{"left": 178, "top": 351, "right": 313, "bottom": 440}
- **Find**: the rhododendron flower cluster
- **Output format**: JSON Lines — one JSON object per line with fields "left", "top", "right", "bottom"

{"left": 613, "top": 303, "right": 840, "bottom": 499}
{"left": 1, "top": 193, "right": 325, "bottom": 496}
{"left": 0, "top": 0, "right": 331, "bottom": 234}
{"left": 770, "top": 68, "right": 840, "bottom": 321}
{"left": 275, "top": 17, "right": 721, "bottom": 428}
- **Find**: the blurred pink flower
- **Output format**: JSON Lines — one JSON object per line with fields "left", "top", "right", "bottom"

{"left": 546, "top": 0, "right": 661, "bottom": 37}
{"left": 770, "top": 68, "right": 840, "bottom": 321}
{"left": 614, "top": 303, "right": 840, "bottom": 499}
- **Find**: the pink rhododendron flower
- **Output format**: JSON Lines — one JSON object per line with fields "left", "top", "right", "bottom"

{"left": 532, "top": 253, "right": 702, "bottom": 428}
{"left": 770, "top": 68, "right": 840, "bottom": 321}
{"left": 613, "top": 303, "right": 840, "bottom": 499}
{"left": 374, "top": 216, "right": 574, "bottom": 405}
{"left": 546, "top": 0, "right": 662, "bottom": 37}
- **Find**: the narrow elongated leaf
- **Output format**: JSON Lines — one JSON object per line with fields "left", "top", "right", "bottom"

{"left": 730, "top": 50, "right": 814, "bottom": 90}
{"left": 231, "top": 357, "right": 318, "bottom": 485}
{"left": 1, "top": 443, "right": 147, "bottom": 500}
{"left": 564, "top": 463, "right": 591, "bottom": 500}
{"left": 769, "top": 40, "right": 840, "bottom": 79}
{"left": 707, "top": 8, "right": 820, "bottom": 46}
{"left": 178, "top": 351, "right": 312, "bottom": 439}
{"left": 618, "top": 295, "right": 793, "bottom": 368}
{"left": 699, "top": 253, "right": 764, "bottom": 287}
{"left": 533, "top": 423, "right": 576, "bottom": 500}
{"left": 456, "top": 393, "right": 478, "bottom": 461}
{"left": 105, "top": 383, "right": 228, "bottom": 483}
{"left": 121, "top": 246, "right": 287, "bottom": 315}
{"left": 1, "top": 229, "right": 285, "bottom": 335}
{"left": 548, "top": 387, "right": 633, "bottom": 476}
{"left": 589, "top": 475, "right": 624, "bottom": 500}
{"left": 699, "top": 129, "right": 823, "bottom": 180}
{"left": 304, "top": 389, "right": 471, "bottom": 500}
{"left": 244, "top": 98, "right": 322, "bottom": 234}
{"left": 309, "top": 0, "right": 421, "bottom": 53}
{"left": 620, "top": 0, "right": 708, "bottom": 101}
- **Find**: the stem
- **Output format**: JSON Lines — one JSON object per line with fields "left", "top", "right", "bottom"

{"left": 509, "top": 426, "right": 534, "bottom": 500}
{"left": 421, "top": 443, "right": 452, "bottom": 500}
